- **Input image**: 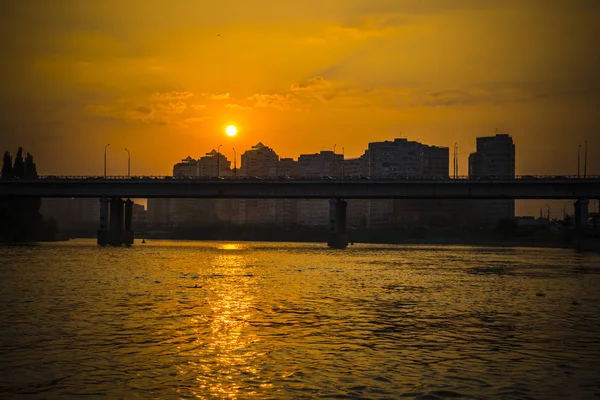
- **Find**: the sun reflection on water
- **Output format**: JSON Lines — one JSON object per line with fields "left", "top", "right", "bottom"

{"left": 176, "top": 244, "right": 262, "bottom": 398}
{"left": 217, "top": 243, "right": 248, "bottom": 251}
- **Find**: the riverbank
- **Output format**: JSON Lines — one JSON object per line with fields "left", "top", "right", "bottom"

{"left": 50, "top": 225, "right": 599, "bottom": 252}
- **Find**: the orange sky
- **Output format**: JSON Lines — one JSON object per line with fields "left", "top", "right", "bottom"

{"left": 1, "top": 1, "right": 599, "bottom": 214}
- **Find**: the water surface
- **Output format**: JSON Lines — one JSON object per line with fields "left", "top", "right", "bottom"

{"left": 1, "top": 240, "right": 599, "bottom": 399}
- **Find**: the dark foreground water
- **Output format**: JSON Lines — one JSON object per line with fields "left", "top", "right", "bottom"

{"left": 1, "top": 240, "right": 599, "bottom": 399}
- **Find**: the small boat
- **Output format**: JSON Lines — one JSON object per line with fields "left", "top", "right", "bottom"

{"left": 141, "top": 239, "right": 146, "bottom": 244}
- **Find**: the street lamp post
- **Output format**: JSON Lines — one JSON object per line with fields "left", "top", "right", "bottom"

{"left": 217, "top": 144, "right": 222, "bottom": 177}
{"left": 584, "top": 140, "right": 588, "bottom": 178}
{"left": 333, "top": 143, "right": 337, "bottom": 177}
{"left": 578, "top": 144, "right": 581, "bottom": 178}
{"left": 453, "top": 143, "right": 458, "bottom": 178}
{"left": 124, "top": 148, "right": 130, "bottom": 177}
{"left": 104, "top": 144, "right": 110, "bottom": 177}
{"left": 341, "top": 147, "right": 345, "bottom": 179}
{"left": 232, "top": 147, "right": 237, "bottom": 177}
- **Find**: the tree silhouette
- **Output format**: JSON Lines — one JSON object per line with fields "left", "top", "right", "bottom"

{"left": 1, "top": 151, "right": 12, "bottom": 179}
{"left": 13, "top": 147, "right": 25, "bottom": 178}
{"left": 1, "top": 147, "right": 57, "bottom": 242}
{"left": 25, "top": 152, "right": 38, "bottom": 179}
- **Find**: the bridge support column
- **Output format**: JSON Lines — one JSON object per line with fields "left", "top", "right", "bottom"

{"left": 97, "top": 198, "right": 109, "bottom": 245}
{"left": 124, "top": 198, "right": 134, "bottom": 246}
{"left": 328, "top": 198, "right": 348, "bottom": 249}
{"left": 98, "top": 197, "right": 130, "bottom": 246}
{"left": 574, "top": 198, "right": 589, "bottom": 238}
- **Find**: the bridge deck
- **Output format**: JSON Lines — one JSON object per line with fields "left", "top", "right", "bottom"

{"left": 0, "top": 177, "right": 599, "bottom": 199}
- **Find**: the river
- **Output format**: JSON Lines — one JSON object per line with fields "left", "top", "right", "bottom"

{"left": 1, "top": 240, "right": 599, "bottom": 399}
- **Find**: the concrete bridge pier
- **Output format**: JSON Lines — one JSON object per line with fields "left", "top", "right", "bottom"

{"left": 97, "top": 197, "right": 134, "bottom": 246}
{"left": 328, "top": 198, "right": 348, "bottom": 249}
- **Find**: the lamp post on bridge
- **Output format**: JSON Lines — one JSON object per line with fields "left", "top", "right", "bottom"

{"left": 217, "top": 144, "right": 222, "bottom": 177}
{"left": 584, "top": 140, "right": 587, "bottom": 178}
{"left": 124, "top": 148, "right": 130, "bottom": 177}
{"left": 342, "top": 146, "right": 345, "bottom": 179}
{"left": 333, "top": 143, "right": 337, "bottom": 177}
{"left": 232, "top": 147, "right": 237, "bottom": 177}
{"left": 578, "top": 144, "right": 581, "bottom": 178}
{"left": 104, "top": 144, "right": 110, "bottom": 177}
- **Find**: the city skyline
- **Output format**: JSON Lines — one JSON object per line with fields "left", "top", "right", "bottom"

{"left": 1, "top": 1, "right": 598, "bottom": 178}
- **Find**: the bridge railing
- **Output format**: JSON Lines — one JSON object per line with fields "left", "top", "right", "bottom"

{"left": 26, "top": 174, "right": 600, "bottom": 181}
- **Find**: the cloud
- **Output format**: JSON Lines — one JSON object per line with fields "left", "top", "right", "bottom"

{"left": 247, "top": 93, "right": 300, "bottom": 110}
{"left": 421, "top": 85, "right": 567, "bottom": 107}
{"left": 183, "top": 117, "right": 211, "bottom": 124}
{"left": 87, "top": 98, "right": 203, "bottom": 126}
{"left": 226, "top": 103, "right": 252, "bottom": 110}
{"left": 150, "top": 91, "right": 194, "bottom": 101}
{"left": 207, "top": 93, "right": 230, "bottom": 100}
{"left": 329, "top": 15, "right": 403, "bottom": 39}
{"left": 248, "top": 77, "right": 360, "bottom": 110}
{"left": 191, "top": 104, "right": 206, "bottom": 110}
{"left": 290, "top": 76, "right": 330, "bottom": 92}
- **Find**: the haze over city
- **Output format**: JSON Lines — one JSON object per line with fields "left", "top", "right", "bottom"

{"left": 1, "top": 0, "right": 599, "bottom": 180}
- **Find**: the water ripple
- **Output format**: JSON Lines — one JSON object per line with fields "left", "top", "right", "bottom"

{"left": 1, "top": 240, "right": 599, "bottom": 399}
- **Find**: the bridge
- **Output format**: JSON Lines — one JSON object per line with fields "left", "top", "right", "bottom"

{"left": 1, "top": 175, "right": 599, "bottom": 199}
{"left": 1, "top": 176, "right": 598, "bottom": 247}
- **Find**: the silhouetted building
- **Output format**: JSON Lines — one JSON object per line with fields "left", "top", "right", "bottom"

{"left": 344, "top": 157, "right": 368, "bottom": 178}
{"left": 199, "top": 149, "right": 231, "bottom": 177}
{"left": 363, "top": 138, "right": 451, "bottom": 227}
{"left": 240, "top": 142, "right": 278, "bottom": 177}
{"left": 298, "top": 151, "right": 343, "bottom": 179}
{"left": 132, "top": 203, "right": 147, "bottom": 230}
{"left": 147, "top": 198, "right": 173, "bottom": 229}
{"left": 170, "top": 152, "right": 233, "bottom": 227}
{"left": 41, "top": 198, "right": 100, "bottom": 231}
{"left": 277, "top": 158, "right": 298, "bottom": 177}
{"left": 368, "top": 138, "right": 449, "bottom": 179}
{"left": 296, "top": 150, "right": 344, "bottom": 226}
{"left": 239, "top": 143, "right": 280, "bottom": 224}
{"left": 469, "top": 134, "right": 515, "bottom": 178}
{"left": 173, "top": 156, "right": 198, "bottom": 178}
{"left": 468, "top": 133, "right": 516, "bottom": 225}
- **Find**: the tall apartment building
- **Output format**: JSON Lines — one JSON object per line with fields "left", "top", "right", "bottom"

{"left": 240, "top": 142, "right": 278, "bottom": 177}
{"left": 276, "top": 158, "right": 298, "bottom": 178}
{"left": 468, "top": 133, "right": 516, "bottom": 225}
{"left": 198, "top": 149, "right": 231, "bottom": 177}
{"left": 276, "top": 158, "right": 299, "bottom": 225}
{"left": 296, "top": 151, "right": 344, "bottom": 226}
{"left": 239, "top": 143, "right": 280, "bottom": 224}
{"left": 468, "top": 134, "right": 515, "bottom": 178}
{"left": 343, "top": 157, "right": 369, "bottom": 227}
{"left": 147, "top": 197, "right": 174, "bottom": 229}
{"left": 344, "top": 157, "right": 368, "bottom": 178}
{"left": 149, "top": 152, "right": 234, "bottom": 229}
{"left": 364, "top": 138, "right": 450, "bottom": 227}
{"left": 173, "top": 156, "right": 198, "bottom": 177}
{"left": 368, "top": 138, "right": 449, "bottom": 179}
{"left": 132, "top": 203, "right": 147, "bottom": 230}
{"left": 297, "top": 151, "right": 344, "bottom": 179}
{"left": 40, "top": 198, "right": 100, "bottom": 231}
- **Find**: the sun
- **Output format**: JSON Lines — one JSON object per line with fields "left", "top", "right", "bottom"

{"left": 226, "top": 125, "right": 237, "bottom": 137}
